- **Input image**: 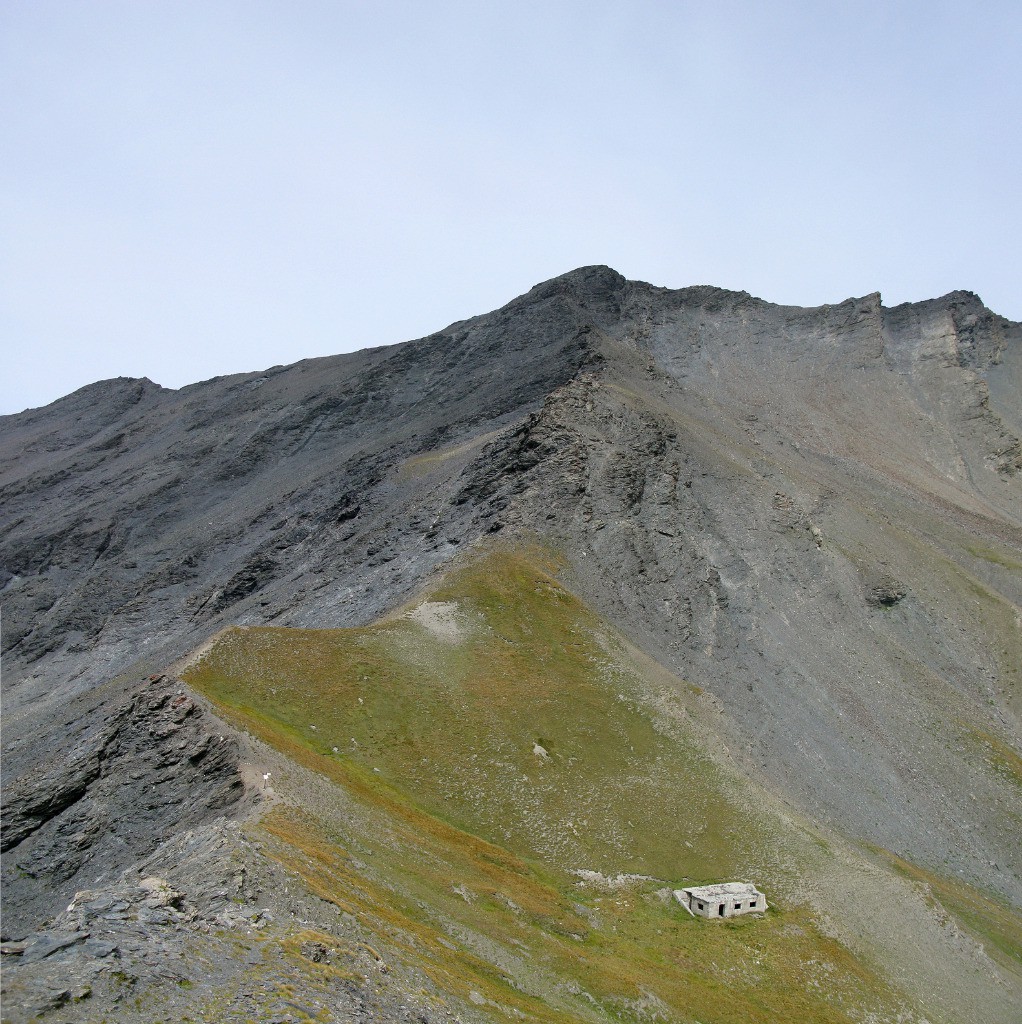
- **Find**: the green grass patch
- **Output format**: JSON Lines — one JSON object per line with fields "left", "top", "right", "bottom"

{"left": 185, "top": 546, "right": 929, "bottom": 1023}
{"left": 188, "top": 550, "right": 771, "bottom": 881}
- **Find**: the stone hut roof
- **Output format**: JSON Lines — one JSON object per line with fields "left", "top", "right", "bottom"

{"left": 683, "top": 882, "right": 761, "bottom": 900}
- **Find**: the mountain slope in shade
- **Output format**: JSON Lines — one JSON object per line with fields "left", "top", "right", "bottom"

{"left": 1, "top": 267, "right": 1020, "bottom": 1023}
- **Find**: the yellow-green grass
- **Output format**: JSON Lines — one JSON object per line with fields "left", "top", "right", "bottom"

{"left": 396, "top": 428, "right": 505, "bottom": 480}
{"left": 967, "top": 726, "right": 1022, "bottom": 791}
{"left": 185, "top": 547, "right": 937, "bottom": 1022}
{"left": 255, "top": 802, "right": 896, "bottom": 1024}
{"left": 965, "top": 541, "right": 1022, "bottom": 573}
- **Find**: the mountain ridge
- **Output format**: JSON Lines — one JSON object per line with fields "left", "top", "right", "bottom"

{"left": 4, "top": 264, "right": 1004, "bottom": 422}
{"left": 2, "top": 267, "right": 1020, "bottom": 1023}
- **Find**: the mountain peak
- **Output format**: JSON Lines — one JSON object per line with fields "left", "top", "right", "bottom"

{"left": 2, "top": 269, "right": 1020, "bottom": 1024}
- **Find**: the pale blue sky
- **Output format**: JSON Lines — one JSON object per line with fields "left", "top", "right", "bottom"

{"left": 2, "top": 1, "right": 1019, "bottom": 414}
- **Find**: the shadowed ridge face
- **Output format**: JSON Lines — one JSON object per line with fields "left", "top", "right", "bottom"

{"left": 0, "top": 269, "right": 619, "bottom": 713}
{"left": 508, "top": 264, "right": 629, "bottom": 320}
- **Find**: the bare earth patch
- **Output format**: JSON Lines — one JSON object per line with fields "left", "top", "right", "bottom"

{"left": 406, "top": 601, "right": 464, "bottom": 642}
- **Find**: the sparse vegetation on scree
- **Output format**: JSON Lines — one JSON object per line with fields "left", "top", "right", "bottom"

{"left": 184, "top": 545, "right": 986, "bottom": 1024}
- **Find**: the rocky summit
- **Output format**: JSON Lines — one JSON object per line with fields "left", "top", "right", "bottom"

{"left": 1, "top": 266, "right": 1020, "bottom": 1024}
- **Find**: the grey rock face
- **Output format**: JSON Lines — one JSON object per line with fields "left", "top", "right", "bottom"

{"left": 1, "top": 675, "right": 244, "bottom": 939}
{"left": 0, "top": 269, "right": 607, "bottom": 715}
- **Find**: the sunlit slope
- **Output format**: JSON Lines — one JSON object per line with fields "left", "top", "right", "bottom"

{"left": 184, "top": 547, "right": 1022, "bottom": 1024}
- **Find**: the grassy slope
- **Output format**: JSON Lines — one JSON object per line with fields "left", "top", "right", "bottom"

{"left": 184, "top": 546, "right": 1020, "bottom": 1024}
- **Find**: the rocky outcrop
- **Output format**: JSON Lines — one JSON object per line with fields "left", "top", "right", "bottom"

{"left": 864, "top": 575, "right": 908, "bottom": 607}
{"left": 1, "top": 816, "right": 483, "bottom": 1024}
{"left": 1, "top": 675, "right": 244, "bottom": 940}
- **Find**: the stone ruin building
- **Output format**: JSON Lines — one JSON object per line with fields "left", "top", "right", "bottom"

{"left": 674, "top": 882, "right": 766, "bottom": 919}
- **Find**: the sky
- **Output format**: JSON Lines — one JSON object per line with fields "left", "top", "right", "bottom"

{"left": 2, "top": 1, "right": 1020, "bottom": 415}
